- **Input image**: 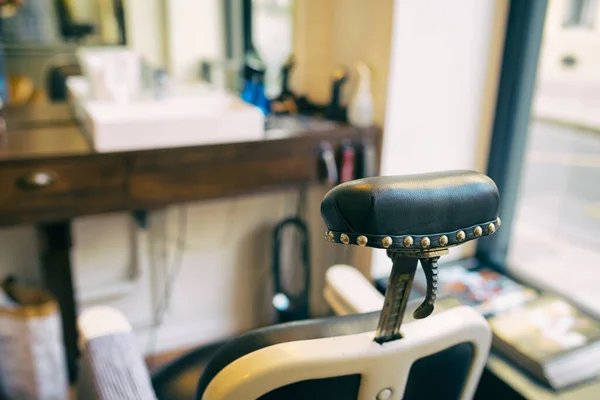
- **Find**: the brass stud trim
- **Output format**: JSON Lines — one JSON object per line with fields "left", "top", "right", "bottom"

{"left": 357, "top": 235, "right": 368, "bottom": 246}
{"left": 382, "top": 236, "right": 393, "bottom": 248}
{"left": 326, "top": 218, "right": 498, "bottom": 248}
{"left": 439, "top": 235, "right": 448, "bottom": 247}
{"left": 340, "top": 233, "right": 350, "bottom": 244}
{"left": 496, "top": 217, "right": 502, "bottom": 227}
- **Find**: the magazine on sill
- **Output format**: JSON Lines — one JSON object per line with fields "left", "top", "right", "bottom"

{"left": 490, "top": 294, "right": 600, "bottom": 390}
{"left": 412, "top": 262, "right": 539, "bottom": 318}
{"left": 411, "top": 262, "right": 600, "bottom": 390}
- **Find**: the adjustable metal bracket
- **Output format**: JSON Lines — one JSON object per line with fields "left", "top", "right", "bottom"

{"left": 374, "top": 248, "right": 448, "bottom": 344}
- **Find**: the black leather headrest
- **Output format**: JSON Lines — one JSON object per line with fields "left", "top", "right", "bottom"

{"left": 321, "top": 170, "right": 500, "bottom": 251}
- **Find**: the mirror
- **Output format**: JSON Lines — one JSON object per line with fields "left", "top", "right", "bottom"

{"left": 1, "top": 0, "right": 126, "bottom": 45}
{"left": 219, "top": 0, "right": 294, "bottom": 98}
{"left": 0, "top": 0, "right": 126, "bottom": 105}
{"left": 248, "top": 0, "right": 294, "bottom": 98}
{"left": 0, "top": 0, "right": 298, "bottom": 107}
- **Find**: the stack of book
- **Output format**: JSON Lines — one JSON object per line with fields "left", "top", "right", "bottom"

{"left": 412, "top": 263, "right": 600, "bottom": 390}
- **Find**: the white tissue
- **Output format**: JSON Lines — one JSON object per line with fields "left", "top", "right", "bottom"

{"left": 77, "top": 47, "right": 141, "bottom": 103}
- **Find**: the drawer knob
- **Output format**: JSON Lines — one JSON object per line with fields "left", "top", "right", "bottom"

{"left": 17, "top": 171, "right": 58, "bottom": 189}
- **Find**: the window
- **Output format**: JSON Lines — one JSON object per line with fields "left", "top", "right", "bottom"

{"left": 563, "top": 0, "right": 596, "bottom": 28}
{"left": 480, "top": 0, "right": 600, "bottom": 317}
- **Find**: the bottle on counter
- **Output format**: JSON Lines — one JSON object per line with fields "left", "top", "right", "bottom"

{"left": 348, "top": 62, "right": 374, "bottom": 128}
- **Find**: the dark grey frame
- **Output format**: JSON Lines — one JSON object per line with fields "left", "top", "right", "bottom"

{"left": 476, "top": 0, "right": 549, "bottom": 270}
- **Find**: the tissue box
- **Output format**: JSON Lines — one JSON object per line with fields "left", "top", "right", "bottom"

{"left": 77, "top": 46, "right": 141, "bottom": 103}
{"left": 66, "top": 77, "right": 265, "bottom": 152}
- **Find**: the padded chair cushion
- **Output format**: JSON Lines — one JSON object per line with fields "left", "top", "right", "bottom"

{"left": 321, "top": 170, "right": 500, "bottom": 250}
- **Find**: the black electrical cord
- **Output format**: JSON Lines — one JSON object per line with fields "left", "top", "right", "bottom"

{"left": 271, "top": 208, "right": 311, "bottom": 323}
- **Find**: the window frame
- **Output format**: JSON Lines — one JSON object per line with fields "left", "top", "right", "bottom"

{"left": 476, "top": 0, "right": 549, "bottom": 271}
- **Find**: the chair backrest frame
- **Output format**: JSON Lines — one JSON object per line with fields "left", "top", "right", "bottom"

{"left": 202, "top": 306, "right": 491, "bottom": 400}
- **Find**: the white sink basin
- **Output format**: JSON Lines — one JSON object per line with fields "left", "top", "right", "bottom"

{"left": 66, "top": 77, "right": 265, "bottom": 152}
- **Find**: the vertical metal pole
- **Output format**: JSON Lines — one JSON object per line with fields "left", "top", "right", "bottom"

{"left": 374, "top": 253, "right": 418, "bottom": 344}
{"left": 38, "top": 221, "right": 79, "bottom": 382}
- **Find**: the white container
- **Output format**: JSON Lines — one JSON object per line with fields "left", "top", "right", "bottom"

{"left": 0, "top": 283, "right": 68, "bottom": 400}
{"left": 77, "top": 46, "right": 141, "bottom": 103}
{"left": 348, "top": 62, "right": 375, "bottom": 128}
{"left": 66, "top": 77, "right": 265, "bottom": 152}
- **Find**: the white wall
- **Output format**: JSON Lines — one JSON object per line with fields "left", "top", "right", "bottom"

{"left": 163, "top": 0, "right": 225, "bottom": 81}
{"left": 124, "top": 0, "right": 166, "bottom": 68}
{"left": 124, "top": 0, "right": 225, "bottom": 80}
{"left": 0, "top": 191, "right": 306, "bottom": 355}
{"left": 0, "top": 186, "right": 351, "bottom": 355}
{"left": 372, "top": 0, "right": 508, "bottom": 277}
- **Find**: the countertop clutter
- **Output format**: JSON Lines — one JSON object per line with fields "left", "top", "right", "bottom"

{"left": 0, "top": 103, "right": 381, "bottom": 226}
{"left": 67, "top": 77, "right": 266, "bottom": 152}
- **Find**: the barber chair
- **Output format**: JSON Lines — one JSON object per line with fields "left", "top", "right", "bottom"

{"left": 77, "top": 170, "right": 499, "bottom": 399}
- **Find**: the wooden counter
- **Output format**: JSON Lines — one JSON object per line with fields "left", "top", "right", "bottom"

{"left": 0, "top": 105, "right": 379, "bottom": 225}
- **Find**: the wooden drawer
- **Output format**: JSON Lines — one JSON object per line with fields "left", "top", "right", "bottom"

{"left": 0, "top": 156, "right": 127, "bottom": 224}
{"left": 128, "top": 139, "right": 317, "bottom": 204}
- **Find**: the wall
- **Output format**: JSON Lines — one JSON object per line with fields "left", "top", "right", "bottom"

{"left": 163, "top": 0, "right": 225, "bottom": 81}
{"left": 292, "top": 0, "right": 394, "bottom": 126}
{"left": 371, "top": 0, "right": 509, "bottom": 277}
{"left": 124, "top": 0, "right": 166, "bottom": 68}
{"left": 0, "top": 191, "right": 305, "bottom": 356}
{"left": 292, "top": 0, "right": 396, "bottom": 276}
{"left": 126, "top": 0, "right": 225, "bottom": 80}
